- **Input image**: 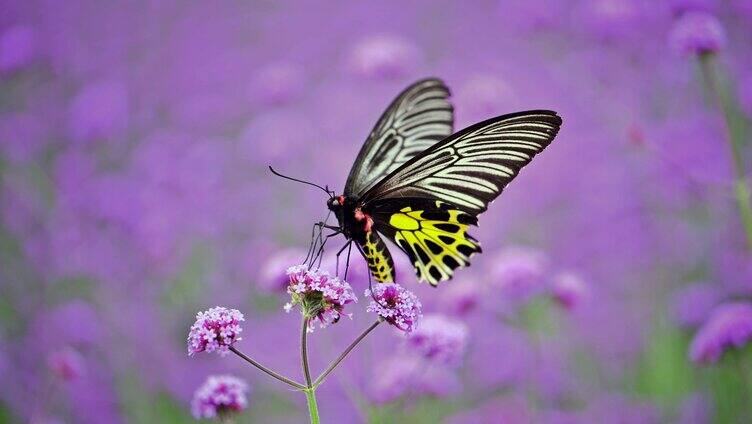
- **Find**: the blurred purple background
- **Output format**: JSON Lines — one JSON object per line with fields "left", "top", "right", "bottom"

{"left": 2, "top": 1, "right": 752, "bottom": 423}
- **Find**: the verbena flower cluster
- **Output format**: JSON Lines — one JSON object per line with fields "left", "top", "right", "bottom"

{"left": 689, "top": 302, "right": 752, "bottom": 363}
{"left": 187, "top": 307, "right": 245, "bottom": 356}
{"left": 191, "top": 375, "right": 249, "bottom": 419}
{"left": 406, "top": 314, "right": 468, "bottom": 366}
{"left": 284, "top": 264, "right": 357, "bottom": 331}
{"left": 365, "top": 283, "right": 422, "bottom": 333}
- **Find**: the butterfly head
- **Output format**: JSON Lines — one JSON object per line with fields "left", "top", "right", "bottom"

{"left": 327, "top": 195, "right": 346, "bottom": 212}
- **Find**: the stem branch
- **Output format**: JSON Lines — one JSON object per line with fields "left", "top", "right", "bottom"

{"left": 699, "top": 53, "right": 752, "bottom": 249}
{"left": 313, "top": 319, "right": 382, "bottom": 388}
{"left": 301, "top": 317, "right": 313, "bottom": 387}
{"left": 229, "top": 346, "right": 306, "bottom": 390}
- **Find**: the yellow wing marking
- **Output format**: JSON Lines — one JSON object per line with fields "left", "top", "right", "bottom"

{"left": 361, "top": 231, "right": 394, "bottom": 283}
{"left": 391, "top": 204, "right": 480, "bottom": 285}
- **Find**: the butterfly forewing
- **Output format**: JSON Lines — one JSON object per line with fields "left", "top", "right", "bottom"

{"left": 344, "top": 78, "right": 454, "bottom": 198}
{"left": 361, "top": 111, "right": 562, "bottom": 213}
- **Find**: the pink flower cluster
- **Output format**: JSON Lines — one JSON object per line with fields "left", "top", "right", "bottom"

{"left": 366, "top": 283, "right": 422, "bottom": 333}
{"left": 191, "top": 375, "right": 249, "bottom": 419}
{"left": 284, "top": 264, "right": 357, "bottom": 331}
{"left": 187, "top": 307, "right": 244, "bottom": 356}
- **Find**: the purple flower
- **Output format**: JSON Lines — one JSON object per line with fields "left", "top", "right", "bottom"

{"left": 284, "top": 265, "right": 357, "bottom": 331}
{"left": 191, "top": 375, "right": 249, "bottom": 419}
{"left": 0, "top": 25, "right": 37, "bottom": 73}
{"left": 347, "top": 34, "right": 421, "bottom": 80}
{"left": 0, "top": 113, "right": 48, "bottom": 165}
{"left": 46, "top": 347, "right": 85, "bottom": 381}
{"left": 551, "top": 271, "right": 590, "bottom": 310}
{"left": 369, "top": 355, "right": 460, "bottom": 404}
{"left": 669, "top": 282, "right": 723, "bottom": 328}
{"left": 490, "top": 247, "right": 548, "bottom": 303}
{"left": 406, "top": 314, "right": 468, "bottom": 366}
{"left": 365, "top": 283, "right": 422, "bottom": 333}
{"left": 247, "top": 62, "right": 306, "bottom": 107}
{"left": 669, "top": 12, "right": 726, "bottom": 56}
{"left": 187, "top": 307, "right": 245, "bottom": 356}
{"left": 438, "top": 277, "right": 483, "bottom": 317}
{"left": 257, "top": 247, "right": 306, "bottom": 293}
{"left": 67, "top": 79, "right": 129, "bottom": 143}
{"left": 678, "top": 393, "right": 713, "bottom": 424}
{"left": 447, "top": 395, "right": 533, "bottom": 424}
{"left": 582, "top": 394, "right": 662, "bottom": 424}
{"left": 669, "top": 0, "right": 718, "bottom": 15}
{"left": 455, "top": 74, "right": 517, "bottom": 122}
{"left": 689, "top": 302, "right": 752, "bottom": 363}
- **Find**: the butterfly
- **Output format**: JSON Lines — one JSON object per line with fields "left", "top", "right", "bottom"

{"left": 310, "top": 78, "right": 561, "bottom": 286}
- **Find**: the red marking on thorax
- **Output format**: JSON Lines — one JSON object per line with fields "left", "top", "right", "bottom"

{"left": 337, "top": 195, "right": 345, "bottom": 205}
{"left": 354, "top": 207, "right": 374, "bottom": 233}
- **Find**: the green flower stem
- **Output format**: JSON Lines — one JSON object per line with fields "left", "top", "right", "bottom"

{"left": 228, "top": 346, "right": 306, "bottom": 390}
{"left": 699, "top": 53, "right": 752, "bottom": 249}
{"left": 300, "top": 317, "right": 320, "bottom": 423}
{"left": 301, "top": 317, "right": 313, "bottom": 387}
{"left": 304, "top": 388, "right": 320, "bottom": 424}
{"left": 313, "top": 319, "right": 382, "bottom": 388}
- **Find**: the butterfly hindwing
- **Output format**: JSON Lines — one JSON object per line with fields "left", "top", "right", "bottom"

{"left": 356, "top": 230, "right": 396, "bottom": 283}
{"left": 373, "top": 199, "right": 481, "bottom": 285}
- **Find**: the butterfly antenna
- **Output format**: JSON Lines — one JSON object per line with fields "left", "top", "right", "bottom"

{"left": 268, "top": 166, "right": 333, "bottom": 196}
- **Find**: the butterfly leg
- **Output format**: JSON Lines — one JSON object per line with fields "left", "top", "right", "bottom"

{"left": 310, "top": 229, "right": 342, "bottom": 269}
{"left": 343, "top": 241, "right": 353, "bottom": 281}
{"left": 303, "top": 221, "right": 322, "bottom": 265}
{"left": 334, "top": 239, "right": 353, "bottom": 277}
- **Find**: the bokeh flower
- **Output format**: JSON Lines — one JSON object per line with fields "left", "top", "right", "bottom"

{"left": 669, "top": 12, "right": 726, "bottom": 56}
{"left": 257, "top": 247, "right": 306, "bottom": 293}
{"left": 689, "top": 302, "right": 752, "bottom": 363}
{"left": 348, "top": 34, "right": 421, "bottom": 80}
{"left": 284, "top": 264, "right": 357, "bottom": 331}
{"left": 47, "top": 347, "right": 85, "bottom": 381}
{"left": 490, "top": 247, "right": 548, "bottom": 303}
{"left": 551, "top": 271, "right": 590, "bottom": 310}
{"left": 191, "top": 375, "right": 249, "bottom": 419}
{"left": 406, "top": 314, "right": 468, "bottom": 366}
{"left": 247, "top": 62, "right": 306, "bottom": 107}
{"left": 187, "top": 307, "right": 245, "bottom": 356}
{"left": 669, "top": 282, "right": 723, "bottom": 328}
{"left": 67, "top": 79, "right": 129, "bottom": 143}
{"left": 365, "top": 283, "right": 422, "bottom": 333}
{"left": 438, "top": 277, "right": 483, "bottom": 317}
{"left": 369, "top": 355, "right": 460, "bottom": 404}
{"left": 0, "top": 25, "right": 37, "bottom": 73}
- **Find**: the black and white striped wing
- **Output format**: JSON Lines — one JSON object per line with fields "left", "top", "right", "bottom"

{"left": 344, "top": 78, "right": 454, "bottom": 198}
{"left": 361, "top": 110, "right": 562, "bottom": 213}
